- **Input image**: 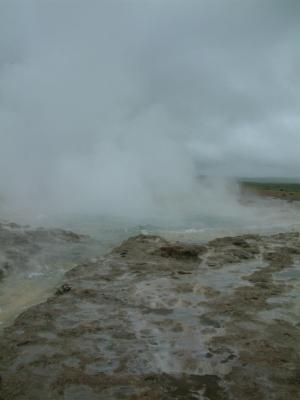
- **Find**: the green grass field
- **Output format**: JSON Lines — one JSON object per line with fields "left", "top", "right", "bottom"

{"left": 240, "top": 180, "right": 300, "bottom": 201}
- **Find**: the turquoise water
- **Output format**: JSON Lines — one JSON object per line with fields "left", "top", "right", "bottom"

{"left": 46, "top": 198, "right": 300, "bottom": 246}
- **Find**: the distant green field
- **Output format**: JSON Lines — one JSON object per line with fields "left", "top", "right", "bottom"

{"left": 241, "top": 181, "right": 300, "bottom": 192}
{"left": 240, "top": 180, "right": 300, "bottom": 201}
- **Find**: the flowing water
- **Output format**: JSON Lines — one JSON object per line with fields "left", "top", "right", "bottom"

{"left": 1, "top": 198, "right": 300, "bottom": 329}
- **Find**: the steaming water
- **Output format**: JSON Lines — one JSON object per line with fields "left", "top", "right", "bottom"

{"left": 54, "top": 197, "right": 300, "bottom": 243}
{"left": 1, "top": 198, "right": 300, "bottom": 329}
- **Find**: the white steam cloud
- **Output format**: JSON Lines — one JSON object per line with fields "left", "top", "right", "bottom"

{"left": 0, "top": 1, "right": 298, "bottom": 219}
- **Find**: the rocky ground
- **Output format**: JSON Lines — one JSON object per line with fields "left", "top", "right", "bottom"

{"left": 0, "top": 231, "right": 299, "bottom": 399}
{"left": 0, "top": 221, "right": 93, "bottom": 282}
{"left": 0, "top": 221, "right": 99, "bottom": 329}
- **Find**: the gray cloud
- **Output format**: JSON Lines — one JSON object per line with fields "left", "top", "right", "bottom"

{"left": 0, "top": 0, "right": 299, "bottom": 216}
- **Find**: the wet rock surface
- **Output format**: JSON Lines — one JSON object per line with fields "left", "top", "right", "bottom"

{"left": 0, "top": 232, "right": 300, "bottom": 399}
{"left": 0, "top": 221, "right": 92, "bottom": 280}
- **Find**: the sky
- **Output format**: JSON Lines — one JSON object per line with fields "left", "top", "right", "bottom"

{"left": 0, "top": 0, "right": 299, "bottom": 216}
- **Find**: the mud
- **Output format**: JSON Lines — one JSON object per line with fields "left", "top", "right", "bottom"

{"left": 0, "top": 232, "right": 299, "bottom": 399}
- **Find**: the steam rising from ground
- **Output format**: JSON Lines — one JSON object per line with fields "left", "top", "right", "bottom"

{"left": 0, "top": 1, "right": 298, "bottom": 221}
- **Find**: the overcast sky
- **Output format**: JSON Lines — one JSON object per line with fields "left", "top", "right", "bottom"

{"left": 0, "top": 0, "right": 299, "bottom": 214}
